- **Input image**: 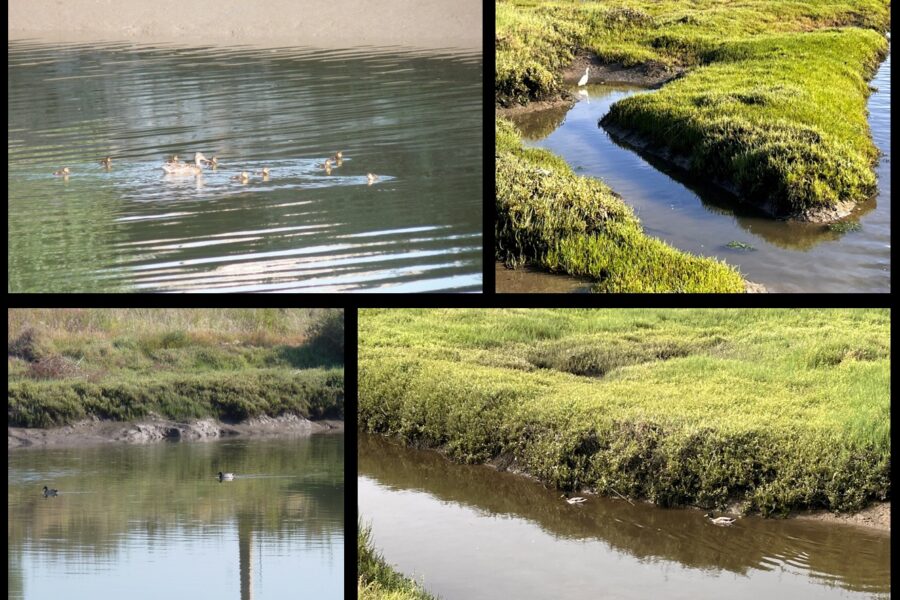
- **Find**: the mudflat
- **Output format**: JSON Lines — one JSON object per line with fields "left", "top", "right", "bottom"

{"left": 7, "top": 0, "right": 482, "bottom": 50}
{"left": 8, "top": 415, "right": 344, "bottom": 449}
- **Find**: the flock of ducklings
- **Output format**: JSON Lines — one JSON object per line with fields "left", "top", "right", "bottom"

{"left": 53, "top": 151, "right": 380, "bottom": 185}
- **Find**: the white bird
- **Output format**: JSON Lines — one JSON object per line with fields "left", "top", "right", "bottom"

{"left": 578, "top": 67, "right": 590, "bottom": 87}
{"left": 564, "top": 496, "right": 587, "bottom": 504}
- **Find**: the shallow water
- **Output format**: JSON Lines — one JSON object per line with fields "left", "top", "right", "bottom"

{"left": 359, "top": 433, "right": 890, "bottom": 600}
{"left": 8, "top": 41, "right": 482, "bottom": 292}
{"left": 8, "top": 434, "right": 344, "bottom": 599}
{"left": 504, "top": 51, "right": 890, "bottom": 293}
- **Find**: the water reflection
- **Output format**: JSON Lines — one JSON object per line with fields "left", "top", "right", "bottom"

{"left": 8, "top": 41, "right": 482, "bottom": 292}
{"left": 505, "top": 53, "right": 891, "bottom": 292}
{"left": 359, "top": 433, "right": 889, "bottom": 599}
{"left": 8, "top": 434, "right": 344, "bottom": 599}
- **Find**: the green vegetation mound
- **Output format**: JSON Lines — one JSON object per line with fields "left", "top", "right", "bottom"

{"left": 8, "top": 309, "right": 344, "bottom": 427}
{"left": 496, "top": 118, "right": 747, "bottom": 292}
{"left": 359, "top": 309, "right": 890, "bottom": 516}
{"left": 496, "top": 0, "right": 890, "bottom": 217}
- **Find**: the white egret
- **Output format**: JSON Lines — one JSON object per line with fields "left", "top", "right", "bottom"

{"left": 578, "top": 67, "right": 590, "bottom": 86}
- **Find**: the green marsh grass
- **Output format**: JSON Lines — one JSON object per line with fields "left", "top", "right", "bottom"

{"left": 359, "top": 309, "right": 890, "bottom": 515}
{"left": 496, "top": 0, "right": 890, "bottom": 217}
{"left": 7, "top": 309, "right": 344, "bottom": 427}
{"left": 497, "top": 118, "right": 747, "bottom": 292}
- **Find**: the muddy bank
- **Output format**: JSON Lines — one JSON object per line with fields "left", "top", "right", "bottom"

{"left": 8, "top": 415, "right": 344, "bottom": 449}
{"left": 496, "top": 95, "right": 575, "bottom": 117}
{"left": 564, "top": 53, "right": 682, "bottom": 88}
{"left": 7, "top": 0, "right": 481, "bottom": 51}
{"left": 601, "top": 122, "right": 858, "bottom": 223}
{"left": 792, "top": 501, "right": 891, "bottom": 532}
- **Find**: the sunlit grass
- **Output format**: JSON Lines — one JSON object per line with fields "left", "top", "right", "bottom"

{"left": 7, "top": 309, "right": 344, "bottom": 427}
{"left": 496, "top": 118, "right": 747, "bottom": 292}
{"left": 496, "top": 0, "right": 890, "bottom": 216}
{"left": 360, "top": 309, "right": 890, "bottom": 515}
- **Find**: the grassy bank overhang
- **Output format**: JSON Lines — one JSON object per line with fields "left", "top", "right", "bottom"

{"left": 359, "top": 309, "right": 891, "bottom": 516}
{"left": 496, "top": 0, "right": 891, "bottom": 218}
{"left": 496, "top": 118, "right": 748, "bottom": 292}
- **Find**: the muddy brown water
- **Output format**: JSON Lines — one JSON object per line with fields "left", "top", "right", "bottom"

{"left": 358, "top": 433, "right": 890, "bottom": 600}
{"left": 500, "top": 50, "right": 890, "bottom": 293}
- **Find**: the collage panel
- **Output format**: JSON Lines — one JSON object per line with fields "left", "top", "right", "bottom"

{"left": 357, "top": 308, "right": 890, "bottom": 599}
{"left": 8, "top": 309, "right": 345, "bottom": 599}
{"left": 495, "top": 1, "right": 890, "bottom": 293}
{"left": 8, "top": 0, "right": 483, "bottom": 293}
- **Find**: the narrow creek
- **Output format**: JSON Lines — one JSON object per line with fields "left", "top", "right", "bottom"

{"left": 358, "top": 433, "right": 890, "bottom": 600}
{"left": 503, "top": 50, "right": 890, "bottom": 293}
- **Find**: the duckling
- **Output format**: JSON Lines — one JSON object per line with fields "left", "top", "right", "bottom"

{"left": 218, "top": 472, "right": 235, "bottom": 482}
{"left": 53, "top": 167, "right": 70, "bottom": 177}
{"left": 230, "top": 171, "right": 250, "bottom": 182}
{"left": 562, "top": 495, "right": 587, "bottom": 505}
{"left": 330, "top": 151, "right": 343, "bottom": 165}
{"left": 255, "top": 167, "right": 270, "bottom": 177}
{"left": 207, "top": 156, "right": 219, "bottom": 169}
{"left": 367, "top": 173, "right": 378, "bottom": 185}
{"left": 704, "top": 513, "right": 736, "bottom": 526}
{"left": 43, "top": 486, "right": 58, "bottom": 497}
{"left": 166, "top": 154, "right": 180, "bottom": 164}
{"left": 99, "top": 156, "right": 112, "bottom": 168}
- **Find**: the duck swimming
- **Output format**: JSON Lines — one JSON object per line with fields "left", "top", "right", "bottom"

{"left": 230, "top": 171, "right": 250, "bottom": 182}
{"left": 255, "top": 167, "right": 270, "bottom": 177}
{"left": 53, "top": 167, "right": 70, "bottom": 177}
{"left": 100, "top": 156, "right": 112, "bottom": 168}
{"left": 207, "top": 156, "right": 219, "bottom": 169}
{"left": 43, "top": 486, "right": 58, "bottom": 497}
{"left": 330, "top": 151, "right": 343, "bottom": 165}
{"left": 704, "top": 513, "right": 736, "bottom": 526}
{"left": 218, "top": 472, "right": 235, "bottom": 481}
{"left": 367, "top": 173, "right": 378, "bottom": 185}
{"left": 562, "top": 495, "right": 587, "bottom": 505}
{"left": 162, "top": 152, "right": 208, "bottom": 175}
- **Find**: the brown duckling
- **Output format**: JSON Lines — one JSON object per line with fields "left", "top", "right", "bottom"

{"left": 99, "top": 156, "right": 112, "bottom": 168}
{"left": 230, "top": 171, "right": 250, "bottom": 182}
{"left": 367, "top": 173, "right": 379, "bottom": 185}
{"left": 53, "top": 167, "right": 70, "bottom": 177}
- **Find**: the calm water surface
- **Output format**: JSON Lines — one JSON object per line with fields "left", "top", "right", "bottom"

{"left": 8, "top": 41, "right": 482, "bottom": 292}
{"left": 359, "top": 433, "right": 890, "bottom": 600}
{"left": 505, "top": 51, "right": 890, "bottom": 293}
{"left": 8, "top": 433, "right": 344, "bottom": 599}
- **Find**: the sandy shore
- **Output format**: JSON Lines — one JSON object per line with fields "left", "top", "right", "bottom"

{"left": 8, "top": 415, "right": 344, "bottom": 449}
{"left": 8, "top": 0, "right": 482, "bottom": 51}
